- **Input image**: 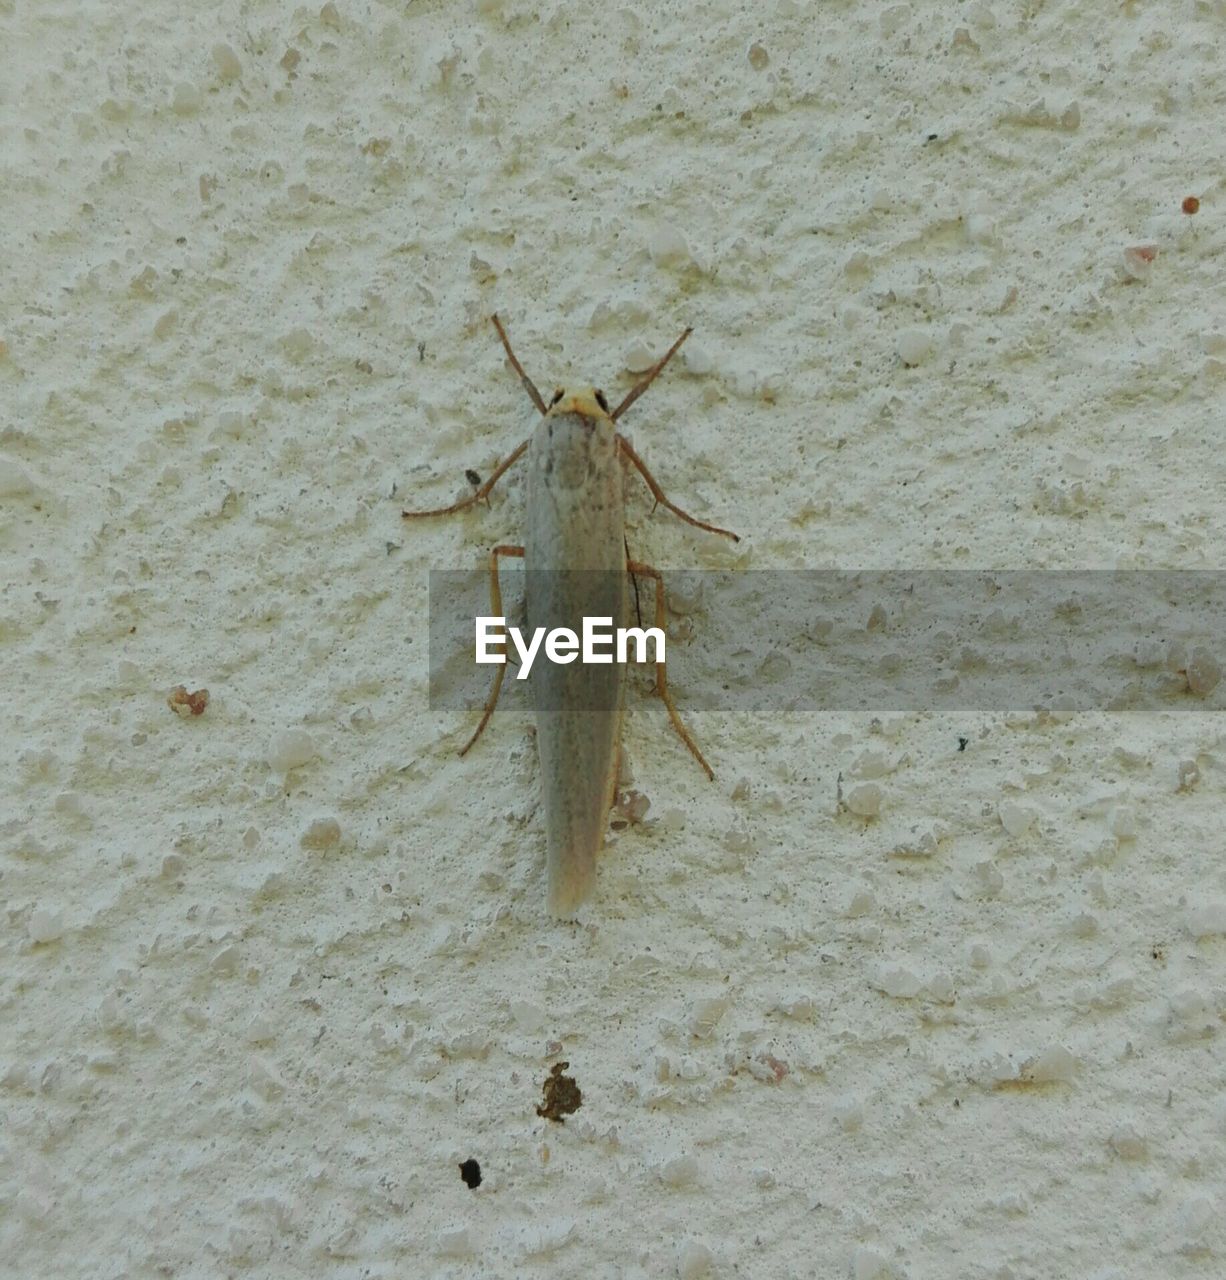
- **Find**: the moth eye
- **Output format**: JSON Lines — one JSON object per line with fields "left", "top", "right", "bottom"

{"left": 549, "top": 388, "right": 564, "bottom": 407}
{"left": 594, "top": 389, "right": 610, "bottom": 413}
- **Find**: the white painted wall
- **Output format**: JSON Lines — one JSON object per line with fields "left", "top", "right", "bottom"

{"left": 3, "top": 1, "right": 1224, "bottom": 1276}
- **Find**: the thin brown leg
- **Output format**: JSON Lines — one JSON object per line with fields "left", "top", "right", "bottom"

{"left": 625, "top": 558, "right": 714, "bottom": 781}
{"left": 402, "top": 438, "right": 529, "bottom": 519}
{"left": 460, "top": 544, "right": 525, "bottom": 755}
{"left": 617, "top": 435, "right": 740, "bottom": 542}
{"left": 491, "top": 313, "right": 548, "bottom": 416}
{"left": 611, "top": 327, "right": 693, "bottom": 421}
{"left": 624, "top": 533, "right": 644, "bottom": 628}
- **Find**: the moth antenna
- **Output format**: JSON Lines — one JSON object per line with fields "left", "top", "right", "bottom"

{"left": 491, "top": 314, "right": 548, "bottom": 416}
{"left": 611, "top": 327, "right": 693, "bottom": 421}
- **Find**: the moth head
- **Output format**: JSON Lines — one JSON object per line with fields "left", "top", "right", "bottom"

{"left": 546, "top": 386, "right": 614, "bottom": 422}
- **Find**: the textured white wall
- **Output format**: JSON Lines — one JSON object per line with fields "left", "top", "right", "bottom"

{"left": 3, "top": 1, "right": 1225, "bottom": 1276}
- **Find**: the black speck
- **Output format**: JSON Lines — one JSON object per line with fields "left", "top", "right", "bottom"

{"left": 465, "top": 469, "right": 482, "bottom": 488}
{"left": 957, "top": 737, "right": 968, "bottom": 752}
{"left": 926, "top": 133, "right": 939, "bottom": 142}
{"left": 459, "top": 1158, "right": 482, "bottom": 1189}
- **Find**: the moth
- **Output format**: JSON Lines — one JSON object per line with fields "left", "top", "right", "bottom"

{"left": 404, "top": 315, "right": 738, "bottom": 916}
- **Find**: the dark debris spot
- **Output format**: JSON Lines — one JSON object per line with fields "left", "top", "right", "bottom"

{"left": 536, "top": 1061, "right": 582, "bottom": 1123}
{"left": 459, "top": 1158, "right": 482, "bottom": 1189}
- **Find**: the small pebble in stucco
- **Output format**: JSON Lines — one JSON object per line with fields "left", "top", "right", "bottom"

{"left": 510, "top": 1000, "right": 546, "bottom": 1032}
{"left": 1015, "top": 1044, "right": 1076, "bottom": 1085}
{"left": 872, "top": 963, "right": 922, "bottom": 998}
{"left": 1167, "top": 988, "right": 1215, "bottom": 1040}
{"left": 1108, "top": 806, "right": 1136, "bottom": 839}
{"left": 845, "top": 890, "right": 875, "bottom": 917}
{"left": 623, "top": 340, "right": 657, "bottom": 373}
{"left": 0, "top": 458, "right": 38, "bottom": 498}
{"left": 833, "top": 1096, "right": 864, "bottom": 1132}
{"left": 211, "top": 43, "right": 242, "bottom": 83}
{"left": 648, "top": 223, "right": 693, "bottom": 269}
{"left": 1175, "top": 758, "right": 1200, "bottom": 792}
{"left": 998, "top": 800, "right": 1034, "bottom": 838}
{"left": 1121, "top": 244, "right": 1158, "bottom": 282}
{"left": 687, "top": 997, "right": 728, "bottom": 1039}
{"left": 846, "top": 782, "right": 881, "bottom": 818}
{"left": 300, "top": 817, "right": 341, "bottom": 850}
{"left": 280, "top": 327, "right": 314, "bottom": 360}
{"left": 28, "top": 907, "right": 65, "bottom": 944}
{"left": 1181, "top": 195, "right": 1200, "bottom": 215}
{"left": 749, "top": 1052, "right": 789, "bottom": 1084}
{"left": 974, "top": 860, "right": 1005, "bottom": 896}
{"left": 1187, "top": 902, "right": 1226, "bottom": 937}
{"left": 438, "top": 1226, "right": 474, "bottom": 1256}
{"left": 1177, "top": 1195, "right": 1214, "bottom": 1246}
{"left": 245, "top": 1015, "right": 275, "bottom": 1043}
{"left": 774, "top": 995, "right": 815, "bottom": 1020}
{"left": 1108, "top": 1125, "right": 1146, "bottom": 1160}
{"left": 747, "top": 42, "right": 769, "bottom": 70}
{"left": 677, "top": 1240, "right": 714, "bottom": 1279}
{"left": 897, "top": 329, "right": 933, "bottom": 367}
{"left": 658, "top": 1154, "right": 699, "bottom": 1187}
{"left": 965, "top": 211, "right": 995, "bottom": 244}
{"left": 268, "top": 729, "right": 318, "bottom": 772}
{"left": 1180, "top": 646, "right": 1220, "bottom": 696}
{"left": 682, "top": 342, "right": 713, "bottom": 375}
{"left": 171, "top": 83, "right": 201, "bottom": 115}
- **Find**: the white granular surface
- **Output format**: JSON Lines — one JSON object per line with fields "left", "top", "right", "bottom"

{"left": 3, "top": 2, "right": 1224, "bottom": 1277}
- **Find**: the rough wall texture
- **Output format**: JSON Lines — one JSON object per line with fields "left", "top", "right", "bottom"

{"left": 3, "top": 1, "right": 1225, "bottom": 1277}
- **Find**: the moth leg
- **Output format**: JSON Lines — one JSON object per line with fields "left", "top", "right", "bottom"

{"left": 617, "top": 435, "right": 740, "bottom": 543}
{"left": 402, "top": 438, "right": 529, "bottom": 520}
{"left": 460, "top": 543, "right": 525, "bottom": 756}
{"left": 624, "top": 559, "right": 714, "bottom": 781}
{"left": 491, "top": 313, "right": 548, "bottom": 416}
{"left": 624, "top": 533, "right": 644, "bottom": 629}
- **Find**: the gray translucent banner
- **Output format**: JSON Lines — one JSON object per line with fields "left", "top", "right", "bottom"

{"left": 426, "top": 570, "right": 1226, "bottom": 712}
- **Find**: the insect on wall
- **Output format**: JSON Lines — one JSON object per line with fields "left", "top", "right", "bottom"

{"left": 403, "top": 315, "right": 738, "bottom": 917}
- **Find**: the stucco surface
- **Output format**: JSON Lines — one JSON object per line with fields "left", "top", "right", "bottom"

{"left": 2, "top": 1, "right": 1225, "bottom": 1277}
